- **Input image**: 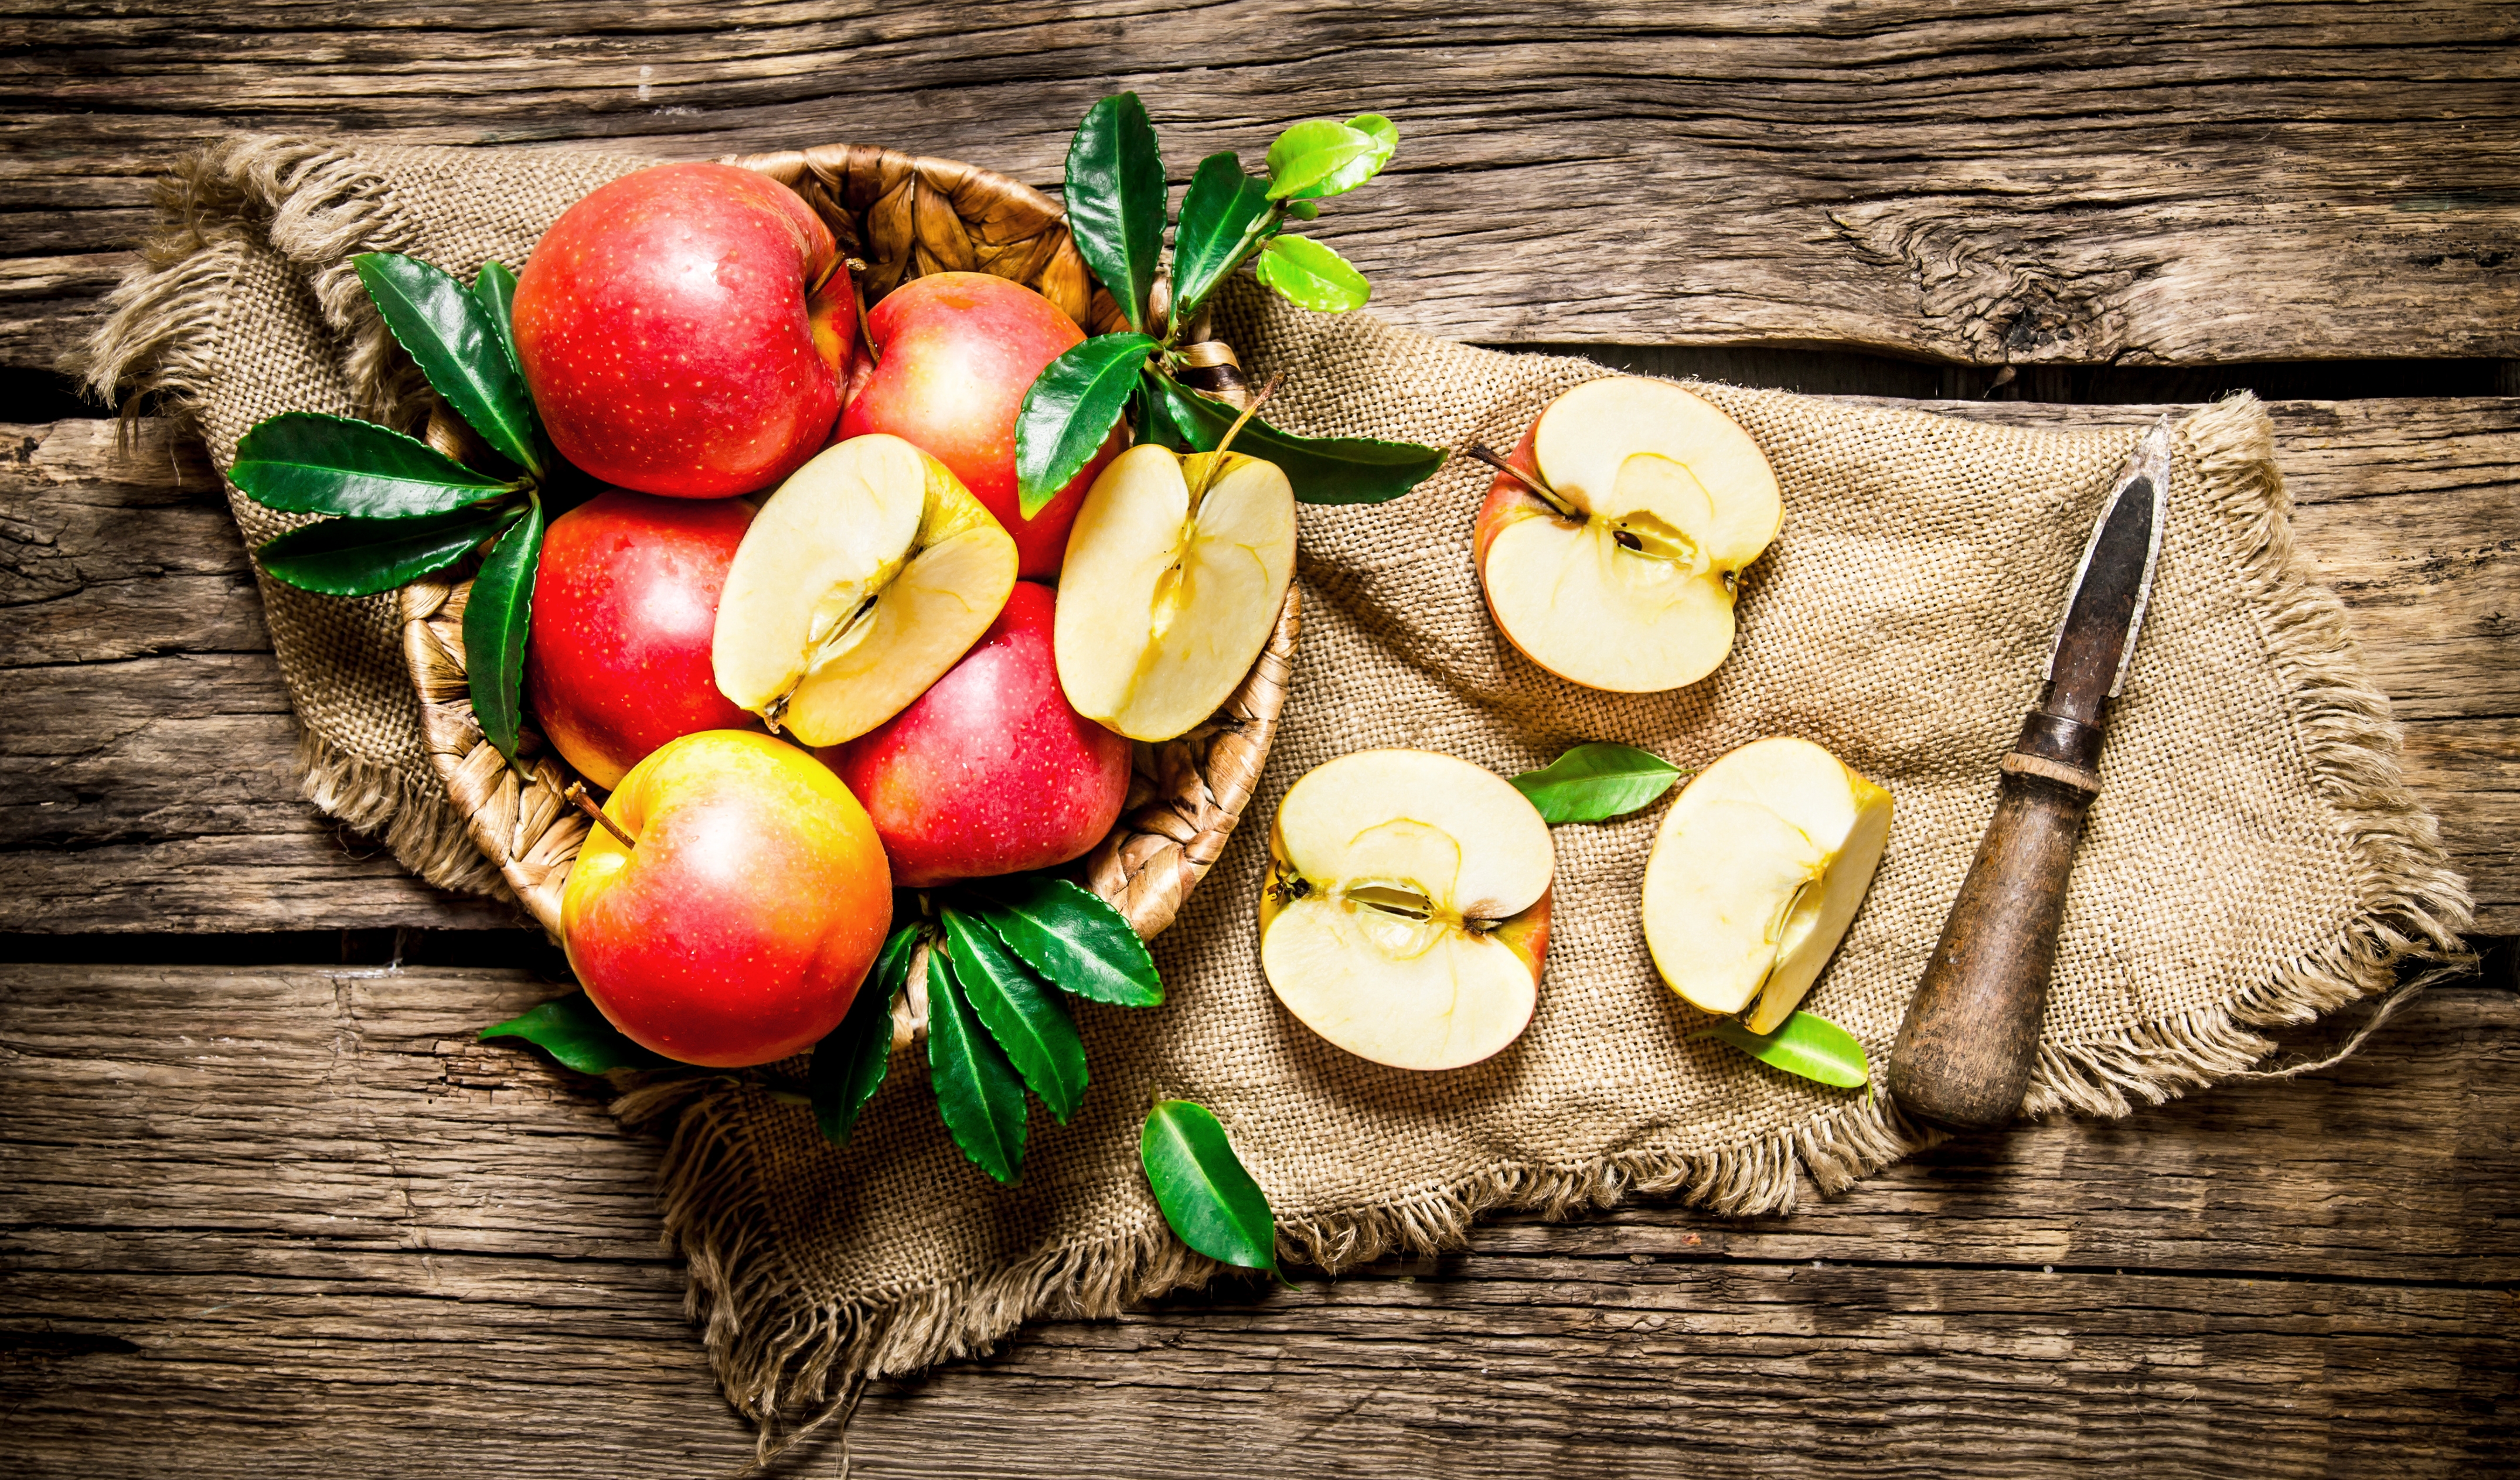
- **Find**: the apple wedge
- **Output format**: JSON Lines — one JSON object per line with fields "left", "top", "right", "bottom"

{"left": 1258, "top": 749, "right": 1554, "bottom": 1070}
{"left": 1055, "top": 444, "right": 1296, "bottom": 742}
{"left": 1641, "top": 736, "right": 1892, "bottom": 1034}
{"left": 711, "top": 434, "right": 1017, "bottom": 747}
{"left": 1476, "top": 377, "right": 1782, "bottom": 692}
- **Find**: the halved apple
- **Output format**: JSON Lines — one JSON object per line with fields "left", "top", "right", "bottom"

{"left": 1258, "top": 749, "right": 1554, "bottom": 1070}
{"left": 1476, "top": 377, "right": 1782, "bottom": 692}
{"left": 1640, "top": 736, "right": 1892, "bottom": 1034}
{"left": 1054, "top": 444, "right": 1296, "bottom": 742}
{"left": 711, "top": 434, "right": 1017, "bottom": 746}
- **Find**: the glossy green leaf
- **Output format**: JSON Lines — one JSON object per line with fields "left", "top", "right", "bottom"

{"left": 1254, "top": 234, "right": 1372, "bottom": 313}
{"left": 231, "top": 411, "right": 513, "bottom": 519}
{"left": 481, "top": 992, "right": 670, "bottom": 1073}
{"left": 925, "top": 949, "right": 1028, "bottom": 1184}
{"left": 965, "top": 875, "right": 1161, "bottom": 1008}
{"left": 1170, "top": 151, "right": 1278, "bottom": 320}
{"left": 1064, "top": 93, "right": 1168, "bottom": 333}
{"left": 809, "top": 924, "right": 917, "bottom": 1145}
{"left": 1016, "top": 332, "right": 1156, "bottom": 515}
{"left": 354, "top": 251, "right": 543, "bottom": 476}
{"left": 1146, "top": 377, "right": 1445, "bottom": 506}
{"left": 1705, "top": 1011, "right": 1871, "bottom": 1089}
{"left": 1508, "top": 743, "right": 1687, "bottom": 824}
{"left": 941, "top": 908, "right": 1088, "bottom": 1124}
{"left": 1140, "top": 1100, "right": 1279, "bottom": 1275}
{"left": 1264, "top": 114, "right": 1398, "bottom": 201}
{"left": 462, "top": 495, "right": 542, "bottom": 766}
{"left": 256, "top": 503, "right": 515, "bottom": 596}
{"left": 472, "top": 260, "right": 525, "bottom": 380}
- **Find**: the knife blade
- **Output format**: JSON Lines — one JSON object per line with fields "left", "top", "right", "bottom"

{"left": 1886, "top": 418, "right": 2174, "bottom": 1131}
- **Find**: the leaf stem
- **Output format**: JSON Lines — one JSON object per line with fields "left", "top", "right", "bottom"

{"left": 1465, "top": 444, "right": 1583, "bottom": 522}
{"left": 563, "top": 780, "right": 635, "bottom": 849}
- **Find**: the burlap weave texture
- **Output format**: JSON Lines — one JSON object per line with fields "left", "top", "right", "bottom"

{"left": 79, "top": 138, "right": 2471, "bottom": 1421}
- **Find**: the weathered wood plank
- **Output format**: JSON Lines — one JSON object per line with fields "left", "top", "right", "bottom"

{"left": 1, "top": 963, "right": 2512, "bottom": 1477}
{"left": 6, "top": 1, "right": 2518, "bottom": 371}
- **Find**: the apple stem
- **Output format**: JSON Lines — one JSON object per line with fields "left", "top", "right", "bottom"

{"left": 1190, "top": 372, "right": 1286, "bottom": 507}
{"left": 1465, "top": 444, "right": 1584, "bottom": 523}
{"left": 563, "top": 780, "right": 636, "bottom": 850}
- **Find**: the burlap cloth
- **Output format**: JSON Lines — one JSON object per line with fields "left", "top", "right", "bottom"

{"left": 80, "top": 139, "right": 2472, "bottom": 1433}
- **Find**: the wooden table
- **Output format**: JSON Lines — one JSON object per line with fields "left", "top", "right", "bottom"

{"left": 5, "top": 5, "right": 2515, "bottom": 1474}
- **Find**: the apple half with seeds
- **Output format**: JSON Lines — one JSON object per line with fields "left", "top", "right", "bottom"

{"left": 1476, "top": 377, "right": 1782, "bottom": 691}
{"left": 1642, "top": 736, "right": 1892, "bottom": 1034}
{"left": 1259, "top": 749, "right": 1554, "bottom": 1070}
{"left": 1055, "top": 444, "right": 1297, "bottom": 743}
{"left": 711, "top": 433, "right": 1017, "bottom": 746}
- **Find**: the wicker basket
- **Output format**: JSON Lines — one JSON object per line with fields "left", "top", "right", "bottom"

{"left": 399, "top": 143, "right": 1300, "bottom": 946}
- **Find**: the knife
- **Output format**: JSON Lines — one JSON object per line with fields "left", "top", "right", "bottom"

{"left": 1887, "top": 418, "right": 2174, "bottom": 1131}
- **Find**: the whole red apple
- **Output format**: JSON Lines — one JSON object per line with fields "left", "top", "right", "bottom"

{"left": 514, "top": 162, "right": 854, "bottom": 498}
{"left": 838, "top": 271, "right": 1123, "bottom": 578}
{"left": 526, "top": 489, "right": 758, "bottom": 789}
{"left": 823, "top": 581, "right": 1129, "bottom": 888}
{"left": 562, "top": 730, "right": 893, "bottom": 1068}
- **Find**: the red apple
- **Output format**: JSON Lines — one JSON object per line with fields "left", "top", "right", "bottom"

{"left": 822, "top": 581, "right": 1129, "bottom": 888}
{"left": 526, "top": 489, "right": 758, "bottom": 790}
{"left": 514, "top": 162, "right": 854, "bottom": 499}
{"left": 562, "top": 730, "right": 893, "bottom": 1068}
{"left": 838, "top": 271, "right": 1123, "bottom": 578}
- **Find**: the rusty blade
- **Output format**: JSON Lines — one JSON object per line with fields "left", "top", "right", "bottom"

{"left": 2042, "top": 418, "right": 2172, "bottom": 725}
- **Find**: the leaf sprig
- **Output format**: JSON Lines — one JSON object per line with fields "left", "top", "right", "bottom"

{"left": 1017, "top": 97, "right": 1444, "bottom": 514}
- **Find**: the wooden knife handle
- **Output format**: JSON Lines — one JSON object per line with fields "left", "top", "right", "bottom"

{"left": 1888, "top": 751, "right": 2103, "bottom": 1131}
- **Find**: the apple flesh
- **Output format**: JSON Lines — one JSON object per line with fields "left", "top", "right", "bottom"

{"left": 561, "top": 729, "right": 893, "bottom": 1068}
{"left": 1641, "top": 736, "right": 1892, "bottom": 1033}
{"left": 1055, "top": 444, "right": 1296, "bottom": 743}
{"left": 711, "top": 433, "right": 1018, "bottom": 747}
{"left": 1258, "top": 749, "right": 1555, "bottom": 1071}
{"left": 838, "top": 271, "right": 1124, "bottom": 578}
{"left": 823, "top": 582, "right": 1129, "bottom": 888}
{"left": 525, "top": 489, "right": 758, "bottom": 789}
{"left": 514, "top": 162, "right": 853, "bottom": 499}
{"left": 1476, "top": 377, "right": 1782, "bottom": 691}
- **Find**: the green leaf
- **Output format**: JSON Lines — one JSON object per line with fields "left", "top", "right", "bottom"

{"left": 472, "top": 260, "right": 525, "bottom": 380}
{"left": 257, "top": 503, "right": 515, "bottom": 596}
{"left": 965, "top": 874, "right": 1162, "bottom": 1007}
{"left": 1264, "top": 114, "right": 1398, "bottom": 201}
{"left": 481, "top": 992, "right": 670, "bottom": 1073}
{"left": 1147, "top": 377, "right": 1445, "bottom": 506}
{"left": 1254, "top": 235, "right": 1372, "bottom": 313}
{"left": 1016, "top": 332, "right": 1156, "bottom": 515}
{"left": 354, "top": 251, "right": 543, "bottom": 476}
{"left": 941, "top": 908, "right": 1088, "bottom": 1124}
{"left": 1140, "top": 1100, "right": 1279, "bottom": 1275}
{"left": 1064, "top": 93, "right": 1168, "bottom": 334}
{"left": 1170, "top": 151, "right": 1278, "bottom": 320}
{"left": 809, "top": 924, "right": 916, "bottom": 1145}
{"left": 233, "top": 411, "right": 513, "bottom": 519}
{"left": 1705, "top": 1011, "right": 1871, "bottom": 1090}
{"left": 1508, "top": 742, "right": 1687, "bottom": 824}
{"left": 462, "top": 496, "right": 542, "bottom": 766}
{"left": 925, "top": 947, "right": 1028, "bottom": 1184}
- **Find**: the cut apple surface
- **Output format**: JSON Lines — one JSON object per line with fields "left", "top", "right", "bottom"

{"left": 1258, "top": 749, "right": 1554, "bottom": 1071}
{"left": 1476, "top": 377, "right": 1782, "bottom": 692}
{"left": 1055, "top": 444, "right": 1297, "bottom": 743}
{"left": 711, "top": 434, "right": 1017, "bottom": 746}
{"left": 1640, "top": 736, "right": 1892, "bottom": 1034}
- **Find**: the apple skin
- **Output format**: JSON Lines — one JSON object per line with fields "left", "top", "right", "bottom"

{"left": 822, "top": 581, "right": 1129, "bottom": 888}
{"left": 1472, "top": 416, "right": 1551, "bottom": 572}
{"left": 838, "top": 272, "right": 1123, "bottom": 578}
{"left": 562, "top": 730, "right": 893, "bottom": 1069}
{"left": 514, "top": 162, "right": 854, "bottom": 499}
{"left": 525, "top": 489, "right": 759, "bottom": 790}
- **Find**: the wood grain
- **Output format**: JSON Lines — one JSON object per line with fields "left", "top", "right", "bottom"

{"left": 1, "top": 961, "right": 2512, "bottom": 1477}
{"left": 6, "top": 1, "right": 2518, "bottom": 374}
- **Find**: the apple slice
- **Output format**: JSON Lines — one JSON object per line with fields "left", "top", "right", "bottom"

{"left": 1054, "top": 444, "right": 1296, "bottom": 743}
{"left": 1640, "top": 736, "right": 1892, "bottom": 1034}
{"left": 1476, "top": 377, "right": 1782, "bottom": 692}
{"left": 1258, "top": 749, "right": 1554, "bottom": 1070}
{"left": 712, "top": 434, "right": 1017, "bottom": 746}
